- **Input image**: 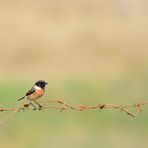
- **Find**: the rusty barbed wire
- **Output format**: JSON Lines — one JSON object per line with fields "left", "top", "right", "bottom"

{"left": 0, "top": 99, "right": 148, "bottom": 119}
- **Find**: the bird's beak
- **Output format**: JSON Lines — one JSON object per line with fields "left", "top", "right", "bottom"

{"left": 45, "top": 82, "right": 48, "bottom": 85}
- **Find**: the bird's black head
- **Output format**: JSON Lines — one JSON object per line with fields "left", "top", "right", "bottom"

{"left": 35, "top": 80, "right": 48, "bottom": 89}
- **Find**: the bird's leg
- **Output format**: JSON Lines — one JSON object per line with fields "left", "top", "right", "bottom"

{"left": 34, "top": 100, "right": 43, "bottom": 110}
{"left": 29, "top": 102, "right": 37, "bottom": 110}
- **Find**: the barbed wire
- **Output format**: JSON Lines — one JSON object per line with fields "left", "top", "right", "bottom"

{"left": 0, "top": 99, "right": 148, "bottom": 125}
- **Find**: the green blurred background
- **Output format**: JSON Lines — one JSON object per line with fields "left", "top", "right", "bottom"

{"left": 0, "top": 0, "right": 148, "bottom": 148}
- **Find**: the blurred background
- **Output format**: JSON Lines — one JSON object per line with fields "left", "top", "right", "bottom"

{"left": 0, "top": 0, "right": 148, "bottom": 148}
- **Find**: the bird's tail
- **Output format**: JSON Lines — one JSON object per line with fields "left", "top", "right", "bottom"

{"left": 17, "top": 96, "right": 25, "bottom": 101}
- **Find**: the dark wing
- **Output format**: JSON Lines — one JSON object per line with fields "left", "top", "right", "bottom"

{"left": 18, "top": 87, "right": 35, "bottom": 101}
{"left": 26, "top": 87, "right": 35, "bottom": 96}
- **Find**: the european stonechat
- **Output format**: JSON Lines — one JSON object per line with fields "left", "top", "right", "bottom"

{"left": 18, "top": 80, "right": 48, "bottom": 109}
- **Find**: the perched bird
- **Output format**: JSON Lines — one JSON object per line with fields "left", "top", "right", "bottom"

{"left": 18, "top": 80, "right": 48, "bottom": 109}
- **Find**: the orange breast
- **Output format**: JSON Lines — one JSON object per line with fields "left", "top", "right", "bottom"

{"left": 27, "top": 89, "right": 44, "bottom": 101}
{"left": 36, "top": 89, "right": 44, "bottom": 95}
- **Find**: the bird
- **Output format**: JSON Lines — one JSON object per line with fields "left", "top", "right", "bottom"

{"left": 18, "top": 80, "right": 48, "bottom": 109}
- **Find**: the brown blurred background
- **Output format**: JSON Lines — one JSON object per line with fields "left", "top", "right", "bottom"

{"left": 0, "top": 0, "right": 148, "bottom": 80}
{"left": 0, "top": 1, "right": 148, "bottom": 148}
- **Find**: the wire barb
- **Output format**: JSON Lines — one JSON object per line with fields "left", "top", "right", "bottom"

{"left": 0, "top": 100, "right": 148, "bottom": 124}
{"left": 0, "top": 99, "right": 148, "bottom": 118}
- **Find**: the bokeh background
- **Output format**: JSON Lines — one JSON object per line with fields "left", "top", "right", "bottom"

{"left": 0, "top": 0, "right": 148, "bottom": 148}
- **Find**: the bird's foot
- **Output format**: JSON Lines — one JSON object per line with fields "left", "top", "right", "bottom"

{"left": 33, "top": 107, "right": 37, "bottom": 110}
{"left": 38, "top": 105, "right": 44, "bottom": 111}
